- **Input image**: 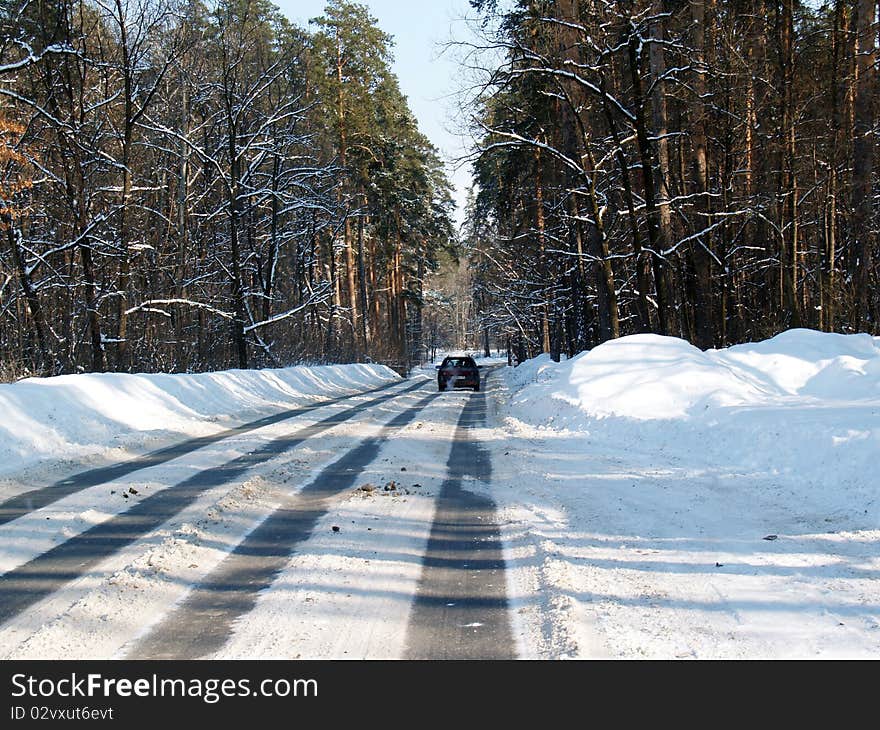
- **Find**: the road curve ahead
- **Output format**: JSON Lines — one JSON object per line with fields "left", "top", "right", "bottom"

{"left": 404, "top": 371, "right": 516, "bottom": 659}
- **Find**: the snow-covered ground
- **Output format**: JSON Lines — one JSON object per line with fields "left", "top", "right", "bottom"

{"left": 0, "top": 359, "right": 487, "bottom": 660}
{"left": 489, "top": 329, "right": 880, "bottom": 658}
{"left": 0, "top": 365, "right": 420, "bottom": 659}
{"left": 1, "top": 331, "right": 878, "bottom": 659}
{"left": 0, "top": 363, "right": 399, "bottom": 493}
{"left": 212, "top": 391, "right": 467, "bottom": 659}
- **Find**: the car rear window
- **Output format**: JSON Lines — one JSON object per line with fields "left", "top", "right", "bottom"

{"left": 443, "top": 358, "right": 475, "bottom": 368}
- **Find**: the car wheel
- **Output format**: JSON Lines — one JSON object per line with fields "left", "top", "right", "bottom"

{"left": 473, "top": 383, "right": 480, "bottom": 392}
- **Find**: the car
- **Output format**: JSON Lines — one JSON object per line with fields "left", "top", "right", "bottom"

{"left": 436, "top": 355, "right": 482, "bottom": 392}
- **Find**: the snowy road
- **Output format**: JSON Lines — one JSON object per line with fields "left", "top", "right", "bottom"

{"left": 4, "top": 333, "right": 876, "bottom": 659}
{"left": 404, "top": 382, "right": 515, "bottom": 659}
{"left": 0, "top": 367, "right": 515, "bottom": 659}
{"left": 0, "top": 378, "right": 405, "bottom": 528}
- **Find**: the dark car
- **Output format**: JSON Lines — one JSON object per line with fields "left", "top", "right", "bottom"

{"left": 436, "top": 356, "right": 482, "bottom": 392}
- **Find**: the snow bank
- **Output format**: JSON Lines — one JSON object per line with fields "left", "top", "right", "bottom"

{"left": 494, "top": 329, "right": 880, "bottom": 658}
{"left": 718, "top": 329, "right": 880, "bottom": 400}
{"left": 0, "top": 364, "right": 399, "bottom": 480}
{"left": 500, "top": 328, "right": 880, "bottom": 509}
{"left": 505, "top": 329, "right": 880, "bottom": 423}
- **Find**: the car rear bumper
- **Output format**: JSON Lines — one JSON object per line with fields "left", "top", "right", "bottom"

{"left": 439, "top": 376, "right": 479, "bottom": 388}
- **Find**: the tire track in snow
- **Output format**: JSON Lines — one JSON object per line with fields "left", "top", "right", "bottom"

{"left": 0, "top": 379, "right": 426, "bottom": 627}
{"left": 404, "top": 369, "right": 516, "bottom": 659}
{"left": 0, "top": 378, "right": 404, "bottom": 527}
{"left": 127, "top": 386, "right": 438, "bottom": 659}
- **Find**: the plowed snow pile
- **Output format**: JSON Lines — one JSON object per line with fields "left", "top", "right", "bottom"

{"left": 507, "top": 329, "right": 880, "bottom": 419}
{"left": 502, "top": 329, "right": 880, "bottom": 483}
{"left": 493, "top": 329, "right": 880, "bottom": 658}
{"left": 0, "top": 364, "right": 399, "bottom": 482}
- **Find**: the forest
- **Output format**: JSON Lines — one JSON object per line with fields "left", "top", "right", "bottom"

{"left": 0, "top": 0, "right": 454, "bottom": 377}
{"left": 1, "top": 0, "right": 878, "bottom": 377}
{"left": 465, "top": 0, "right": 879, "bottom": 362}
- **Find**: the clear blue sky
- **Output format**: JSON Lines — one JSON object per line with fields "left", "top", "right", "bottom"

{"left": 275, "top": 0, "right": 477, "bottom": 227}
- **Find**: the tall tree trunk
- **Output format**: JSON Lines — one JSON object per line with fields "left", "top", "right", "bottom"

{"left": 344, "top": 215, "right": 359, "bottom": 350}
{"left": 649, "top": 0, "right": 674, "bottom": 264}
{"left": 335, "top": 31, "right": 360, "bottom": 352}
{"left": 535, "top": 148, "right": 551, "bottom": 354}
{"left": 356, "top": 190, "right": 370, "bottom": 353}
{"left": 114, "top": 0, "right": 133, "bottom": 372}
{"left": 584, "top": 148, "right": 620, "bottom": 341}
{"left": 264, "top": 149, "right": 281, "bottom": 323}
{"left": 369, "top": 235, "right": 380, "bottom": 330}
{"left": 116, "top": 127, "right": 133, "bottom": 371}
{"left": 4, "top": 219, "right": 52, "bottom": 374}
{"left": 227, "top": 126, "right": 248, "bottom": 369}
{"left": 174, "top": 79, "right": 190, "bottom": 371}
{"left": 628, "top": 31, "right": 673, "bottom": 336}
{"left": 688, "top": 0, "right": 716, "bottom": 348}
{"left": 778, "top": 0, "right": 801, "bottom": 327}
{"left": 327, "top": 234, "right": 339, "bottom": 356}
{"left": 823, "top": 0, "right": 846, "bottom": 332}
{"left": 80, "top": 241, "right": 105, "bottom": 373}
{"left": 852, "top": 0, "right": 875, "bottom": 329}
{"left": 556, "top": 0, "right": 618, "bottom": 342}
{"left": 599, "top": 73, "right": 652, "bottom": 332}
{"left": 415, "top": 247, "right": 425, "bottom": 363}
{"left": 397, "top": 245, "right": 406, "bottom": 361}
{"left": 228, "top": 204, "right": 248, "bottom": 369}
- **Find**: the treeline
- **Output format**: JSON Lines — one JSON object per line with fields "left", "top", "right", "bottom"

{"left": 0, "top": 0, "right": 453, "bottom": 378}
{"left": 466, "top": 0, "right": 878, "bottom": 360}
